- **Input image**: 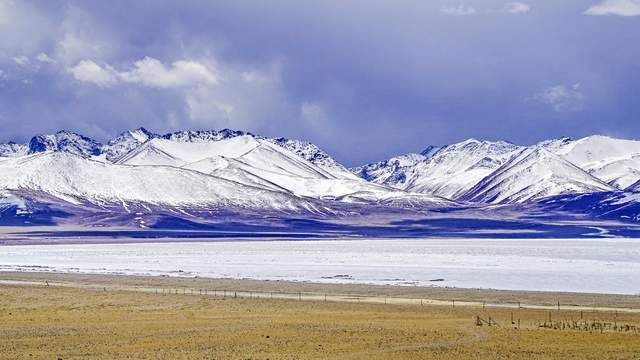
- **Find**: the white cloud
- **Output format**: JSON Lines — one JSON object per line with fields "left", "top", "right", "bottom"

{"left": 119, "top": 57, "right": 217, "bottom": 88}
{"left": 69, "top": 57, "right": 217, "bottom": 89}
{"left": 12, "top": 55, "right": 29, "bottom": 66}
{"left": 533, "top": 83, "right": 586, "bottom": 112}
{"left": 444, "top": 2, "right": 530, "bottom": 16}
{"left": 504, "top": 2, "right": 531, "bottom": 14}
{"left": 67, "top": 55, "right": 296, "bottom": 133}
{"left": 440, "top": 4, "right": 476, "bottom": 16}
{"left": 35, "top": 52, "right": 55, "bottom": 63}
{"left": 68, "top": 59, "right": 118, "bottom": 87}
{"left": 585, "top": 0, "right": 640, "bottom": 16}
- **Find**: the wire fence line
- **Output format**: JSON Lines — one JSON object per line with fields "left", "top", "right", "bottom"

{"left": 2, "top": 279, "right": 640, "bottom": 314}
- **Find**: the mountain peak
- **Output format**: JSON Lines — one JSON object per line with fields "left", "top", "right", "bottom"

{"left": 461, "top": 145, "right": 614, "bottom": 204}
{"left": 102, "top": 127, "right": 159, "bottom": 162}
{"left": 28, "top": 131, "right": 102, "bottom": 157}
{"left": 0, "top": 141, "right": 28, "bottom": 157}
{"left": 420, "top": 145, "right": 442, "bottom": 157}
{"left": 163, "top": 129, "right": 251, "bottom": 142}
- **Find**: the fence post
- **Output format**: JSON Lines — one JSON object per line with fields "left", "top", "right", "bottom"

{"left": 452, "top": 300, "right": 455, "bottom": 308}
{"left": 299, "top": 292, "right": 301, "bottom": 301}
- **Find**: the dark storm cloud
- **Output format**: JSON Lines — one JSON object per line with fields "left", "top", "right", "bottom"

{"left": 0, "top": 0, "right": 639, "bottom": 165}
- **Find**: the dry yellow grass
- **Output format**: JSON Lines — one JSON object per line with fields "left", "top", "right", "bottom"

{"left": 1, "top": 281, "right": 640, "bottom": 359}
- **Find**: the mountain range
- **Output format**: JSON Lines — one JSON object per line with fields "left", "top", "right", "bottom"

{"left": 1, "top": 128, "right": 640, "bottom": 239}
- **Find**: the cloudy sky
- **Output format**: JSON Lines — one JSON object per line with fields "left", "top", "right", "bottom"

{"left": 1, "top": 0, "right": 639, "bottom": 165}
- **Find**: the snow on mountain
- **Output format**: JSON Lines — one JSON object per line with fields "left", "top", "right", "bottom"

{"left": 114, "top": 135, "right": 450, "bottom": 204}
{"left": 28, "top": 131, "right": 102, "bottom": 157}
{"left": 0, "top": 151, "right": 321, "bottom": 212}
{"left": 420, "top": 145, "right": 443, "bottom": 157}
{"left": 351, "top": 139, "right": 522, "bottom": 199}
{"left": 627, "top": 180, "right": 640, "bottom": 192}
{"left": 16, "top": 127, "right": 351, "bottom": 179}
{"left": 400, "top": 139, "right": 523, "bottom": 199}
{"left": 542, "top": 135, "right": 640, "bottom": 189}
{"left": 0, "top": 142, "right": 28, "bottom": 157}
{"left": 101, "top": 127, "right": 157, "bottom": 162}
{"left": 351, "top": 153, "right": 427, "bottom": 185}
{"left": 461, "top": 147, "right": 615, "bottom": 204}
{"left": 162, "top": 129, "right": 249, "bottom": 143}
{"left": 266, "top": 137, "right": 357, "bottom": 179}
{"left": 146, "top": 129, "right": 354, "bottom": 179}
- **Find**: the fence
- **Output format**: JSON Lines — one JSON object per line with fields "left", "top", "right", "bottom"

{"left": 13, "top": 279, "right": 634, "bottom": 315}
{"left": 3, "top": 278, "right": 640, "bottom": 318}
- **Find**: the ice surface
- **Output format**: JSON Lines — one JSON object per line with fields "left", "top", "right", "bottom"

{"left": 1, "top": 238, "right": 639, "bottom": 294}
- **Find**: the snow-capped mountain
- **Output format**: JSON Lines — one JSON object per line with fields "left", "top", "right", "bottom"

{"left": 28, "top": 130, "right": 102, "bottom": 157}
{"left": 353, "top": 135, "right": 640, "bottom": 204}
{"left": 101, "top": 127, "right": 157, "bottom": 162}
{"left": 5, "top": 128, "right": 640, "bottom": 230}
{"left": 399, "top": 139, "right": 523, "bottom": 198}
{"left": 541, "top": 135, "right": 640, "bottom": 189}
{"left": 0, "top": 151, "right": 323, "bottom": 212}
{"left": 266, "top": 137, "right": 357, "bottom": 179}
{"left": 115, "top": 134, "right": 448, "bottom": 205}
{"left": 20, "top": 128, "right": 356, "bottom": 181}
{"left": 353, "top": 139, "right": 522, "bottom": 199}
{"left": 161, "top": 130, "right": 356, "bottom": 178}
{"left": 351, "top": 153, "right": 428, "bottom": 185}
{"left": 460, "top": 147, "right": 615, "bottom": 204}
{"left": 0, "top": 129, "right": 451, "bottom": 216}
{"left": 162, "top": 129, "right": 249, "bottom": 143}
{"left": 0, "top": 142, "right": 28, "bottom": 157}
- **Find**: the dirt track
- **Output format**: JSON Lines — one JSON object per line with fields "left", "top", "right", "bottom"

{"left": 2, "top": 271, "right": 639, "bottom": 313}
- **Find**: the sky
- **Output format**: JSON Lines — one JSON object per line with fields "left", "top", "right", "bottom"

{"left": 0, "top": 0, "right": 639, "bottom": 166}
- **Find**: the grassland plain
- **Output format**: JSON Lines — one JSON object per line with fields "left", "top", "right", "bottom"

{"left": 0, "top": 274, "right": 640, "bottom": 359}
{"left": 1, "top": 273, "right": 640, "bottom": 359}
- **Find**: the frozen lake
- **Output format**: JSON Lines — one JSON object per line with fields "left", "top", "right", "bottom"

{"left": 1, "top": 238, "right": 639, "bottom": 294}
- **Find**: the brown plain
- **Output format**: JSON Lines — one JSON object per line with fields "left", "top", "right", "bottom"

{"left": 1, "top": 272, "right": 639, "bottom": 359}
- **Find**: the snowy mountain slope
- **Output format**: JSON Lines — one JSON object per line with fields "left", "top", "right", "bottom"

{"left": 461, "top": 147, "right": 615, "bottom": 204}
{"left": 162, "top": 129, "right": 249, "bottom": 143}
{"left": 114, "top": 135, "right": 451, "bottom": 204}
{"left": 266, "top": 137, "right": 357, "bottom": 179}
{"left": 117, "top": 135, "right": 336, "bottom": 179}
{"left": 0, "top": 151, "right": 323, "bottom": 212}
{"left": 19, "top": 128, "right": 353, "bottom": 181}
{"left": 542, "top": 135, "right": 640, "bottom": 189}
{"left": 28, "top": 131, "right": 102, "bottom": 157}
{"left": 0, "top": 142, "right": 28, "bottom": 157}
{"left": 401, "top": 139, "right": 523, "bottom": 198}
{"left": 116, "top": 128, "right": 353, "bottom": 179}
{"left": 101, "top": 127, "right": 157, "bottom": 162}
{"left": 627, "top": 180, "right": 640, "bottom": 192}
{"left": 351, "top": 153, "right": 427, "bottom": 185}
